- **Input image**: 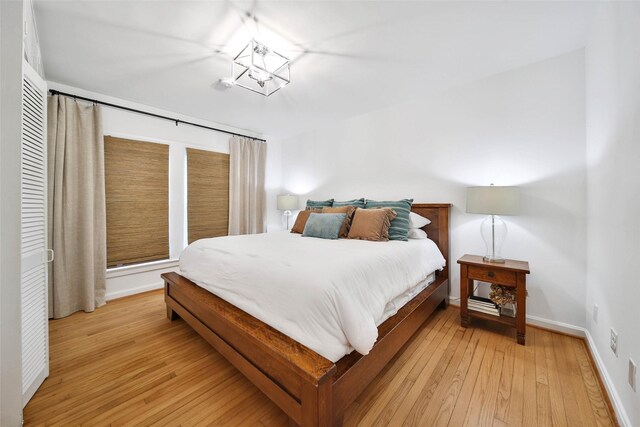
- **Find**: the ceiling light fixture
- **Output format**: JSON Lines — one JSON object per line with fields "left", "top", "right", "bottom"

{"left": 232, "top": 39, "right": 290, "bottom": 96}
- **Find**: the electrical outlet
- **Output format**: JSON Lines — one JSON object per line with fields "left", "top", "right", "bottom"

{"left": 593, "top": 304, "right": 599, "bottom": 323}
{"left": 610, "top": 329, "right": 618, "bottom": 356}
{"left": 630, "top": 359, "right": 637, "bottom": 392}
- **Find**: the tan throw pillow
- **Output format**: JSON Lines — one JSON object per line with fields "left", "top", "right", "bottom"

{"left": 291, "top": 209, "right": 321, "bottom": 234}
{"left": 347, "top": 208, "right": 397, "bottom": 241}
{"left": 322, "top": 206, "right": 356, "bottom": 238}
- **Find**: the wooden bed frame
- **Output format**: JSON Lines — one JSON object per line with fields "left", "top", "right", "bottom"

{"left": 162, "top": 203, "right": 451, "bottom": 426}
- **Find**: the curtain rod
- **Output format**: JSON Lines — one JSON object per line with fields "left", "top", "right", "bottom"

{"left": 48, "top": 89, "right": 266, "bottom": 142}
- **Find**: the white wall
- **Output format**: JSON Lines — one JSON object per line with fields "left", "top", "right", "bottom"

{"left": 48, "top": 82, "right": 281, "bottom": 300}
{"left": 23, "top": 0, "right": 43, "bottom": 78}
{"left": 278, "top": 50, "right": 587, "bottom": 331}
{"left": 1, "top": 2, "right": 25, "bottom": 425}
{"left": 585, "top": 4, "right": 640, "bottom": 426}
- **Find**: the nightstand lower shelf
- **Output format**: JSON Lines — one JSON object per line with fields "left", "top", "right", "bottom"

{"left": 467, "top": 309, "right": 516, "bottom": 327}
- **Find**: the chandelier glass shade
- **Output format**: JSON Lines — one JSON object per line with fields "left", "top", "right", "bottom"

{"left": 233, "top": 40, "right": 290, "bottom": 96}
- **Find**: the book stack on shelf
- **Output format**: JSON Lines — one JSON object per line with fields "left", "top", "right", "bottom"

{"left": 467, "top": 296, "right": 499, "bottom": 316}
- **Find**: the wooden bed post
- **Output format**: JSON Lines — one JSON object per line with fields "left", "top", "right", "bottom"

{"left": 301, "top": 376, "right": 333, "bottom": 426}
{"left": 165, "top": 284, "right": 180, "bottom": 320}
{"left": 434, "top": 204, "right": 450, "bottom": 312}
{"left": 166, "top": 305, "right": 179, "bottom": 321}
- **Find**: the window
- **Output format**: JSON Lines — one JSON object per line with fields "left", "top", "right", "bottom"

{"left": 104, "top": 136, "right": 169, "bottom": 267}
{"left": 186, "top": 148, "right": 229, "bottom": 244}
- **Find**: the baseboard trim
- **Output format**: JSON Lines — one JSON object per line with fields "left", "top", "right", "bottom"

{"left": 448, "top": 295, "right": 631, "bottom": 426}
{"left": 525, "top": 314, "right": 586, "bottom": 338}
{"left": 106, "top": 259, "right": 179, "bottom": 279}
{"left": 105, "top": 281, "right": 164, "bottom": 301}
{"left": 584, "top": 330, "right": 631, "bottom": 427}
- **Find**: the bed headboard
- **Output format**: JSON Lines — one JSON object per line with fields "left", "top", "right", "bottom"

{"left": 411, "top": 203, "right": 451, "bottom": 279}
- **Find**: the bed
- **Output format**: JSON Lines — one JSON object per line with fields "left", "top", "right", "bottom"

{"left": 162, "top": 203, "right": 450, "bottom": 426}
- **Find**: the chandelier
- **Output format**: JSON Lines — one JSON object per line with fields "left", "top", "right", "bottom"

{"left": 232, "top": 40, "right": 290, "bottom": 96}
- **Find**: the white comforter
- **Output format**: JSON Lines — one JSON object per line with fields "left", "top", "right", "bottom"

{"left": 179, "top": 232, "right": 446, "bottom": 362}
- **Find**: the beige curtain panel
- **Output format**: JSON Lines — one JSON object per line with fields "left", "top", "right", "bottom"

{"left": 47, "top": 95, "right": 106, "bottom": 319}
{"left": 228, "top": 136, "right": 267, "bottom": 235}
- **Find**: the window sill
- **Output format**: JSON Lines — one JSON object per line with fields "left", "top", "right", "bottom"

{"left": 106, "top": 258, "right": 179, "bottom": 279}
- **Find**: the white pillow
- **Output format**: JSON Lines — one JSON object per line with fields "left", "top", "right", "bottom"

{"left": 409, "top": 212, "right": 431, "bottom": 229}
{"left": 408, "top": 228, "right": 428, "bottom": 240}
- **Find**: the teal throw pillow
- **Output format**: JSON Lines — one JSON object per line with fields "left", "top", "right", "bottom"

{"left": 302, "top": 213, "right": 346, "bottom": 240}
{"left": 333, "top": 198, "right": 366, "bottom": 208}
{"left": 306, "top": 199, "right": 334, "bottom": 209}
{"left": 365, "top": 199, "right": 413, "bottom": 241}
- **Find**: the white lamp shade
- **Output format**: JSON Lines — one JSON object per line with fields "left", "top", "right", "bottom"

{"left": 466, "top": 186, "right": 520, "bottom": 215}
{"left": 277, "top": 194, "right": 298, "bottom": 211}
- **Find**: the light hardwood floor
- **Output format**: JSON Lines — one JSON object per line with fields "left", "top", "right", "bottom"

{"left": 24, "top": 290, "right": 617, "bottom": 426}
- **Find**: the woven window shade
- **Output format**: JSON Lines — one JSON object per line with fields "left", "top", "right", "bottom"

{"left": 187, "top": 148, "right": 229, "bottom": 244}
{"left": 105, "top": 136, "right": 169, "bottom": 267}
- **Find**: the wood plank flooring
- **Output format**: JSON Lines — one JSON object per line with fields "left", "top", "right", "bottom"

{"left": 24, "top": 290, "right": 617, "bottom": 426}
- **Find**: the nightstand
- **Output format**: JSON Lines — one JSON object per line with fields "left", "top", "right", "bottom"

{"left": 458, "top": 254, "right": 530, "bottom": 345}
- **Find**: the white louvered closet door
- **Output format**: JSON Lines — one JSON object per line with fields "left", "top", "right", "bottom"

{"left": 21, "top": 60, "right": 49, "bottom": 406}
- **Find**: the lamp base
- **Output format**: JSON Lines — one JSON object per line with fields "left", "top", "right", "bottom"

{"left": 282, "top": 210, "right": 292, "bottom": 230}
{"left": 480, "top": 215, "right": 507, "bottom": 263}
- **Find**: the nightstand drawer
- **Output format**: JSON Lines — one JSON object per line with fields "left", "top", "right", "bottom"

{"left": 467, "top": 266, "right": 516, "bottom": 286}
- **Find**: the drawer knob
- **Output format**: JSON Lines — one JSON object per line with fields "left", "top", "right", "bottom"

{"left": 488, "top": 271, "right": 495, "bottom": 278}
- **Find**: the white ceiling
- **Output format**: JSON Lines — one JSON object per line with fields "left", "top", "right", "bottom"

{"left": 34, "top": 1, "right": 598, "bottom": 138}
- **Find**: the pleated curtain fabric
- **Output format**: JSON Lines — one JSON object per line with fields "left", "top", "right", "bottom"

{"left": 47, "top": 95, "right": 107, "bottom": 318}
{"left": 228, "top": 136, "right": 267, "bottom": 235}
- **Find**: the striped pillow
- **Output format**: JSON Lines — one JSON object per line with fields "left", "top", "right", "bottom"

{"left": 333, "top": 198, "right": 366, "bottom": 208}
{"left": 365, "top": 199, "right": 413, "bottom": 241}
{"left": 306, "top": 199, "right": 334, "bottom": 209}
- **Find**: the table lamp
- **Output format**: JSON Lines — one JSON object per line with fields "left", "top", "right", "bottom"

{"left": 466, "top": 184, "right": 520, "bottom": 263}
{"left": 277, "top": 194, "right": 298, "bottom": 230}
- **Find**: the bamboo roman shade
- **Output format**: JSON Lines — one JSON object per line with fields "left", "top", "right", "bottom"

{"left": 105, "top": 136, "right": 169, "bottom": 267}
{"left": 187, "top": 148, "right": 229, "bottom": 244}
